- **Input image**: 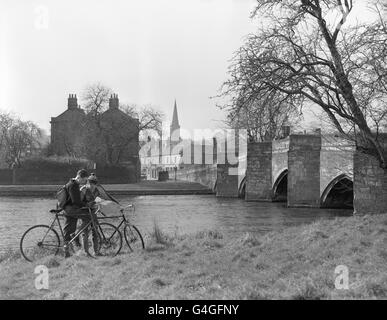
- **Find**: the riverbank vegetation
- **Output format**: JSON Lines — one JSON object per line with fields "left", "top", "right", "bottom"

{"left": 1, "top": 213, "right": 386, "bottom": 299}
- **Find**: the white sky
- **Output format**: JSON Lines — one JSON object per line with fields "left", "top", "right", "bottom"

{"left": 0, "top": 0, "right": 379, "bottom": 135}
{"left": 0, "top": 0, "right": 257, "bottom": 134}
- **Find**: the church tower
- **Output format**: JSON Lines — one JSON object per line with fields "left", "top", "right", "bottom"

{"left": 170, "top": 99, "right": 180, "bottom": 142}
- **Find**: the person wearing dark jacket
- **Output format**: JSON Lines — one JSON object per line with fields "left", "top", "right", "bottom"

{"left": 63, "top": 169, "right": 89, "bottom": 258}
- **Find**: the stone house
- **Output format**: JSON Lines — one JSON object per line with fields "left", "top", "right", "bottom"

{"left": 50, "top": 93, "right": 140, "bottom": 177}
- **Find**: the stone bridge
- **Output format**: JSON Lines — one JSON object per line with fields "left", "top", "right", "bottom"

{"left": 242, "top": 134, "right": 354, "bottom": 208}
{"left": 175, "top": 133, "right": 387, "bottom": 214}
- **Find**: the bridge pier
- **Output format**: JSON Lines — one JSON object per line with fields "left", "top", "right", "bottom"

{"left": 245, "top": 142, "right": 272, "bottom": 201}
{"left": 287, "top": 135, "right": 322, "bottom": 207}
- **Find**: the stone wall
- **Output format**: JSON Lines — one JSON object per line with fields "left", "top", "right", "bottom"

{"left": 176, "top": 164, "right": 217, "bottom": 190}
{"left": 288, "top": 135, "right": 321, "bottom": 207}
{"left": 245, "top": 142, "right": 272, "bottom": 201}
{"left": 216, "top": 164, "right": 239, "bottom": 197}
{"left": 354, "top": 149, "right": 387, "bottom": 214}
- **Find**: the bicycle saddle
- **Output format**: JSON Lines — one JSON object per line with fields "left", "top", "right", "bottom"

{"left": 50, "top": 209, "right": 63, "bottom": 214}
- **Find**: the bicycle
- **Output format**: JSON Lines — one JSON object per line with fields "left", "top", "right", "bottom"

{"left": 20, "top": 207, "right": 122, "bottom": 262}
{"left": 95, "top": 202, "right": 145, "bottom": 252}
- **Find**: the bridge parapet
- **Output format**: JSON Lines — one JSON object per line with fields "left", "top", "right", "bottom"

{"left": 321, "top": 134, "right": 356, "bottom": 151}
{"left": 272, "top": 137, "right": 289, "bottom": 153}
{"left": 288, "top": 134, "right": 322, "bottom": 151}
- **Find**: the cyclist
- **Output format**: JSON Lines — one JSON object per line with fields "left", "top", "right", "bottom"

{"left": 73, "top": 173, "right": 103, "bottom": 255}
{"left": 81, "top": 173, "right": 101, "bottom": 202}
{"left": 83, "top": 173, "right": 120, "bottom": 205}
{"left": 63, "top": 169, "right": 89, "bottom": 258}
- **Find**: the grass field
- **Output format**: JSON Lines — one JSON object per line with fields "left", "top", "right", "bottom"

{"left": 1, "top": 213, "right": 386, "bottom": 299}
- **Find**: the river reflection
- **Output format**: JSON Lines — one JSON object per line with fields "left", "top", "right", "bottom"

{"left": 0, "top": 195, "right": 352, "bottom": 252}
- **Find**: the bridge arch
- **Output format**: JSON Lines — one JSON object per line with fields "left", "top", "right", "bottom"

{"left": 320, "top": 174, "right": 353, "bottom": 209}
{"left": 272, "top": 169, "right": 288, "bottom": 202}
{"left": 238, "top": 176, "right": 247, "bottom": 199}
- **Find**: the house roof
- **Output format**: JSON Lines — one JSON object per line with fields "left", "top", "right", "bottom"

{"left": 51, "top": 107, "right": 85, "bottom": 122}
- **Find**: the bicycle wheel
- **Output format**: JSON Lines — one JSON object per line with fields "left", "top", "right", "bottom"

{"left": 124, "top": 224, "right": 145, "bottom": 252}
{"left": 97, "top": 222, "right": 122, "bottom": 257}
{"left": 20, "top": 225, "right": 60, "bottom": 262}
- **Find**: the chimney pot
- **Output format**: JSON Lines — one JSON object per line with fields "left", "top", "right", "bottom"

{"left": 109, "top": 93, "right": 119, "bottom": 109}
{"left": 68, "top": 93, "right": 78, "bottom": 110}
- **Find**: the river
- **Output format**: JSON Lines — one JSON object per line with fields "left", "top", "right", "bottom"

{"left": 0, "top": 195, "right": 352, "bottom": 253}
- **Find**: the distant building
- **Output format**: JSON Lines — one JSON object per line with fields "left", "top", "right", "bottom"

{"left": 50, "top": 94, "right": 86, "bottom": 157}
{"left": 99, "top": 94, "right": 140, "bottom": 165}
{"left": 140, "top": 100, "right": 183, "bottom": 179}
{"left": 50, "top": 93, "right": 140, "bottom": 179}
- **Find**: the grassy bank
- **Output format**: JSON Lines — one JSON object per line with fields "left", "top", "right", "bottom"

{"left": 1, "top": 213, "right": 387, "bottom": 299}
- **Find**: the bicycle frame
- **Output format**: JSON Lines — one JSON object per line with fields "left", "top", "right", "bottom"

{"left": 45, "top": 210, "right": 97, "bottom": 249}
{"left": 94, "top": 205, "right": 133, "bottom": 236}
{"left": 86, "top": 203, "right": 144, "bottom": 251}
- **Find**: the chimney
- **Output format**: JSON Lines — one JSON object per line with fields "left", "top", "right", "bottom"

{"left": 68, "top": 94, "right": 78, "bottom": 110}
{"left": 109, "top": 93, "right": 119, "bottom": 109}
{"left": 281, "top": 125, "right": 291, "bottom": 138}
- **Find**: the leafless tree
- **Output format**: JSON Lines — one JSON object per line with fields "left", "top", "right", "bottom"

{"left": 121, "top": 104, "right": 164, "bottom": 138}
{"left": 221, "top": 93, "right": 301, "bottom": 142}
{"left": 0, "top": 111, "right": 42, "bottom": 167}
{"left": 221, "top": 0, "right": 387, "bottom": 168}
{"left": 80, "top": 83, "right": 164, "bottom": 164}
{"left": 81, "top": 82, "right": 113, "bottom": 114}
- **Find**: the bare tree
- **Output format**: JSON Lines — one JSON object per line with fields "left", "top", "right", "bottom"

{"left": 121, "top": 104, "right": 164, "bottom": 137}
{"left": 81, "top": 82, "right": 113, "bottom": 114}
{"left": 0, "top": 111, "right": 13, "bottom": 148}
{"left": 221, "top": 0, "right": 387, "bottom": 168}
{"left": 80, "top": 83, "right": 164, "bottom": 164}
{"left": 0, "top": 111, "right": 42, "bottom": 167}
{"left": 220, "top": 92, "right": 301, "bottom": 142}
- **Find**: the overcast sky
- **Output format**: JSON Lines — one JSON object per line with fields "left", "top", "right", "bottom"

{"left": 0, "top": 0, "right": 378, "bottom": 136}
{"left": 0, "top": 0, "right": 258, "bottom": 135}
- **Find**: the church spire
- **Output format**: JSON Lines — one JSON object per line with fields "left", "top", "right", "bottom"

{"left": 171, "top": 99, "right": 179, "bottom": 128}
{"left": 170, "top": 99, "right": 180, "bottom": 142}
